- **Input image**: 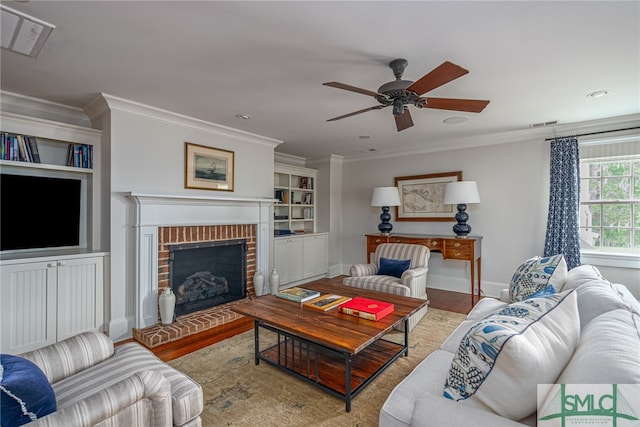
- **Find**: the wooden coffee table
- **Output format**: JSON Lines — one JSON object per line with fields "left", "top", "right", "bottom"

{"left": 230, "top": 282, "right": 429, "bottom": 412}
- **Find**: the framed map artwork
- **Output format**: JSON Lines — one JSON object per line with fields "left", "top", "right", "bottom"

{"left": 394, "top": 171, "right": 462, "bottom": 221}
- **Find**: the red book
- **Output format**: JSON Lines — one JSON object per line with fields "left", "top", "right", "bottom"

{"left": 338, "top": 297, "right": 394, "bottom": 321}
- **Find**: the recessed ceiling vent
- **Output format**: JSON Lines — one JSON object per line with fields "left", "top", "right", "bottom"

{"left": 0, "top": 4, "right": 55, "bottom": 57}
{"left": 530, "top": 120, "right": 559, "bottom": 128}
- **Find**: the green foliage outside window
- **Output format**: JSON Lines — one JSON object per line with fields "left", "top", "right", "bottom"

{"left": 579, "top": 157, "right": 640, "bottom": 254}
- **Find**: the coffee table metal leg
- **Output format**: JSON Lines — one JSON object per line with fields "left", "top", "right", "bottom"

{"left": 254, "top": 320, "right": 260, "bottom": 365}
{"left": 404, "top": 318, "right": 409, "bottom": 357}
{"left": 345, "top": 354, "right": 352, "bottom": 412}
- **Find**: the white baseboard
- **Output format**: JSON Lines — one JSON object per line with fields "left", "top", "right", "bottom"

{"left": 426, "top": 274, "right": 507, "bottom": 299}
{"left": 109, "top": 316, "right": 134, "bottom": 342}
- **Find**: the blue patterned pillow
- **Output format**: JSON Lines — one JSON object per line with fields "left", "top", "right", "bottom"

{"left": 527, "top": 284, "right": 556, "bottom": 299}
{"left": 509, "top": 254, "right": 567, "bottom": 302}
{"left": 377, "top": 257, "right": 411, "bottom": 278}
{"left": 443, "top": 290, "right": 579, "bottom": 420}
{"left": 0, "top": 354, "right": 57, "bottom": 426}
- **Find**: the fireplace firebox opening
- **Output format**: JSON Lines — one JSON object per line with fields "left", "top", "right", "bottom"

{"left": 170, "top": 238, "right": 247, "bottom": 317}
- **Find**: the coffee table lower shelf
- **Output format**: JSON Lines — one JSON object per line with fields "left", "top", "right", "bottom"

{"left": 254, "top": 320, "right": 408, "bottom": 412}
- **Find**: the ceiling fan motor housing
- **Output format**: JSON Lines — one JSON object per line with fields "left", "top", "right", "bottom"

{"left": 376, "top": 79, "right": 425, "bottom": 114}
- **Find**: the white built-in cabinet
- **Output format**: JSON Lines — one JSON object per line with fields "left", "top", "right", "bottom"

{"left": 0, "top": 253, "right": 105, "bottom": 354}
{"left": 273, "top": 233, "right": 329, "bottom": 289}
{"left": 303, "top": 233, "right": 329, "bottom": 278}
{"left": 274, "top": 236, "right": 304, "bottom": 285}
{"left": 273, "top": 163, "right": 328, "bottom": 289}
{"left": 274, "top": 163, "right": 317, "bottom": 235}
{"left": 0, "top": 112, "right": 107, "bottom": 353}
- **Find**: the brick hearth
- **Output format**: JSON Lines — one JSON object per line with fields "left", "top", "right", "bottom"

{"left": 133, "top": 299, "right": 248, "bottom": 348}
{"left": 133, "top": 224, "right": 257, "bottom": 348}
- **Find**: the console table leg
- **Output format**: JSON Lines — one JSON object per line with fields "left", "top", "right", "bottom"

{"left": 477, "top": 257, "right": 482, "bottom": 301}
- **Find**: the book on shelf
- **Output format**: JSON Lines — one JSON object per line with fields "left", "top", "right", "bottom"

{"left": 303, "top": 294, "right": 352, "bottom": 311}
{"left": 26, "top": 136, "right": 41, "bottom": 163}
{"left": 66, "top": 143, "right": 93, "bottom": 168}
{"left": 338, "top": 296, "right": 394, "bottom": 321}
{"left": 276, "top": 287, "right": 321, "bottom": 303}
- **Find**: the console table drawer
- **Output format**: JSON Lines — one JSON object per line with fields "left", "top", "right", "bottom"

{"left": 443, "top": 247, "right": 472, "bottom": 259}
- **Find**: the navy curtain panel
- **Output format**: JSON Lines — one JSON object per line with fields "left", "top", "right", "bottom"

{"left": 544, "top": 136, "right": 581, "bottom": 270}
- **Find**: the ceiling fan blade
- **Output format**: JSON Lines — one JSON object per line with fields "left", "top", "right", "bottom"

{"left": 406, "top": 61, "right": 469, "bottom": 95}
{"left": 323, "top": 82, "right": 388, "bottom": 98}
{"left": 395, "top": 108, "right": 414, "bottom": 132}
{"left": 327, "top": 105, "right": 387, "bottom": 122}
{"left": 425, "top": 97, "right": 490, "bottom": 113}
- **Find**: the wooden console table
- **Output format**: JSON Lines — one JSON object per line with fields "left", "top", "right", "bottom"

{"left": 366, "top": 233, "right": 482, "bottom": 302}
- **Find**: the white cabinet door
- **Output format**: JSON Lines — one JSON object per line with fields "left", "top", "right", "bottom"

{"left": 56, "top": 256, "right": 104, "bottom": 341}
{"left": 288, "top": 237, "right": 304, "bottom": 283}
{"left": 0, "top": 261, "right": 57, "bottom": 354}
{"left": 274, "top": 238, "right": 290, "bottom": 287}
{"left": 303, "top": 234, "right": 328, "bottom": 277}
{"left": 274, "top": 237, "right": 305, "bottom": 286}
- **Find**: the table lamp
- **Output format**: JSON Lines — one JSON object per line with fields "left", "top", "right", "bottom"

{"left": 444, "top": 181, "right": 480, "bottom": 238}
{"left": 371, "top": 186, "right": 401, "bottom": 235}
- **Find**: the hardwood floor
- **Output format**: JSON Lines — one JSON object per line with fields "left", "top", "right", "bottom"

{"left": 146, "top": 275, "right": 478, "bottom": 361}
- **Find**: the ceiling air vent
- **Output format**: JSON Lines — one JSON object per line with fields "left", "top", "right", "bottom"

{"left": 530, "top": 120, "right": 559, "bottom": 128}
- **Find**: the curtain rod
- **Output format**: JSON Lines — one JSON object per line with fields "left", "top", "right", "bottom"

{"left": 545, "top": 126, "right": 640, "bottom": 142}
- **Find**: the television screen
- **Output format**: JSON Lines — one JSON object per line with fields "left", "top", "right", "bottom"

{"left": 1, "top": 174, "right": 82, "bottom": 251}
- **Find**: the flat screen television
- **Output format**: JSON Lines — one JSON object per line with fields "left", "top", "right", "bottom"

{"left": 1, "top": 173, "right": 82, "bottom": 251}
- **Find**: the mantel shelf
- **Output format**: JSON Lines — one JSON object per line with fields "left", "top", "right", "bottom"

{"left": 126, "top": 192, "right": 277, "bottom": 204}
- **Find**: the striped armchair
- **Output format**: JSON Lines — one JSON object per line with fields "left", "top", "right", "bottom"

{"left": 18, "top": 331, "right": 203, "bottom": 427}
{"left": 343, "top": 243, "right": 430, "bottom": 331}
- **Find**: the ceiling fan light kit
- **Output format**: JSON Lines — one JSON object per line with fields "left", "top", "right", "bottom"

{"left": 323, "top": 58, "right": 490, "bottom": 132}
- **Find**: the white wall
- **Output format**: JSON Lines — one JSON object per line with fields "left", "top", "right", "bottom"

{"left": 341, "top": 138, "right": 549, "bottom": 297}
{"left": 341, "top": 136, "right": 640, "bottom": 299}
{"left": 308, "top": 155, "right": 344, "bottom": 277}
{"left": 90, "top": 95, "right": 280, "bottom": 341}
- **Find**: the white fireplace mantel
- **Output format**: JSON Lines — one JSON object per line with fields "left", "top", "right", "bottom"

{"left": 127, "top": 192, "right": 275, "bottom": 328}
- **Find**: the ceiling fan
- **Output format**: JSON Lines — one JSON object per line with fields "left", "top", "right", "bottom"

{"left": 323, "top": 59, "right": 490, "bottom": 132}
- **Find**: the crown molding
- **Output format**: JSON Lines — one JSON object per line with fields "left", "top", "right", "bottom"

{"left": 342, "top": 113, "right": 640, "bottom": 163}
{"left": 84, "top": 93, "right": 283, "bottom": 148}
{"left": 0, "top": 91, "right": 91, "bottom": 127}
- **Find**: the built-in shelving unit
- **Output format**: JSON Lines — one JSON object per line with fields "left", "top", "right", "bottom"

{"left": 0, "top": 112, "right": 106, "bottom": 353}
{"left": 274, "top": 163, "right": 317, "bottom": 235}
{"left": 273, "top": 163, "right": 328, "bottom": 288}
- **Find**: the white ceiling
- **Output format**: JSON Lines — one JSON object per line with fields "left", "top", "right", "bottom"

{"left": 1, "top": 1, "right": 638, "bottom": 160}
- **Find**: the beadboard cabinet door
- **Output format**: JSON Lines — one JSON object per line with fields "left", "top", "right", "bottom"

{"left": 56, "top": 256, "right": 104, "bottom": 341}
{"left": 274, "top": 236, "right": 304, "bottom": 287}
{"left": 303, "top": 234, "right": 328, "bottom": 278}
{"left": 0, "top": 254, "right": 105, "bottom": 354}
{"left": 0, "top": 261, "right": 57, "bottom": 354}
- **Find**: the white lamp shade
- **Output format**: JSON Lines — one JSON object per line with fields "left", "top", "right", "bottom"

{"left": 371, "top": 186, "right": 401, "bottom": 207}
{"left": 444, "top": 181, "right": 481, "bottom": 204}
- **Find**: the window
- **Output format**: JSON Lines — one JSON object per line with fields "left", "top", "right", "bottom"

{"left": 579, "top": 136, "right": 640, "bottom": 257}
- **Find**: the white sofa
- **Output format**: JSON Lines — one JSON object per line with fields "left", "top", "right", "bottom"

{"left": 379, "top": 263, "right": 640, "bottom": 426}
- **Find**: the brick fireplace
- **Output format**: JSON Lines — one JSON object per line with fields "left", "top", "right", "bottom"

{"left": 127, "top": 193, "right": 273, "bottom": 347}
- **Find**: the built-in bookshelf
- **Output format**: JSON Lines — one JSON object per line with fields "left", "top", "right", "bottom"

{"left": 274, "top": 163, "right": 317, "bottom": 235}
{"left": 0, "top": 112, "right": 102, "bottom": 258}
{"left": 1, "top": 130, "right": 94, "bottom": 170}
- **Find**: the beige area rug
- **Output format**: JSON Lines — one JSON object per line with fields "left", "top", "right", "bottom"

{"left": 169, "top": 308, "right": 466, "bottom": 427}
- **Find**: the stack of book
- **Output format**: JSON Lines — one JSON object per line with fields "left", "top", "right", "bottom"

{"left": 1, "top": 133, "right": 41, "bottom": 163}
{"left": 66, "top": 143, "right": 93, "bottom": 168}
{"left": 303, "top": 294, "right": 352, "bottom": 311}
{"left": 276, "top": 287, "right": 320, "bottom": 303}
{"left": 338, "top": 296, "right": 394, "bottom": 321}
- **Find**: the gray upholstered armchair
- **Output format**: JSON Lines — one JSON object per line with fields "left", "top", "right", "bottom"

{"left": 343, "top": 243, "right": 429, "bottom": 331}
